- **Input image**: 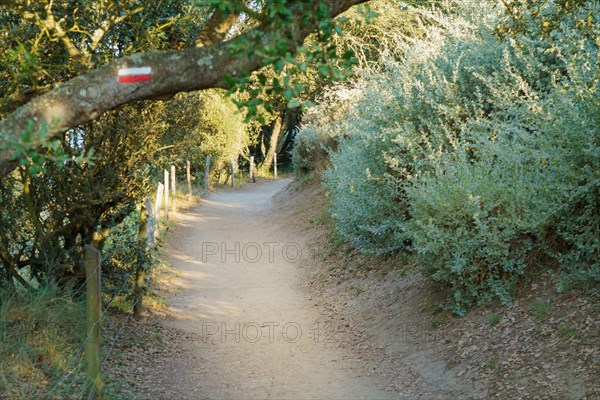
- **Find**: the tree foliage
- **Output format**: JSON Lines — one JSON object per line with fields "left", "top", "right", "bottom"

{"left": 0, "top": 0, "right": 376, "bottom": 291}
{"left": 0, "top": 0, "right": 370, "bottom": 179}
{"left": 0, "top": 1, "right": 248, "bottom": 289}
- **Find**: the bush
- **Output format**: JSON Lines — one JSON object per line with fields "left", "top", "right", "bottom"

{"left": 325, "top": 128, "right": 410, "bottom": 253}
{"left": 404, "top": 7, "right": 599, "bottom": 313}
{"left": 324, "top": 3, "right": 503, "bottom": 256}
{"left": 407, "top": 87, "right": 599, "bottom": 313}
{"left": 292, "top": 87, "right": 365, "bottom": 176}
{"left": 292, "top": 124, "right": 337, "bottom": 176}
{"left": 315, "top": 1, "right": 599, "bottom": 313}
{"left": 102, "top": 209, "right": 148, "bottom": 299}
{"left": 0, "top": 286, "right": 86, "bottom": 398}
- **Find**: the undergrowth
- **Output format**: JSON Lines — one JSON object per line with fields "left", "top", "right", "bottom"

{"left": 0, "top": 285, "right": 87, "bottom": 399}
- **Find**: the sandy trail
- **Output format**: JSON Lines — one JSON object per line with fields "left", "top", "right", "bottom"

{"left": 154, "top": 180, "right": 396, "bottom": 400}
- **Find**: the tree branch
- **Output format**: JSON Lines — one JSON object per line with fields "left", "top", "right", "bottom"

{"left": 195, "top": 7, "right": 240, "bottom": 47}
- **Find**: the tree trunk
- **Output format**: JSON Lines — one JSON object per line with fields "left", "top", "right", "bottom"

{"left": 171, "top": 165, "right": 177, "bottom": 213}
{"left": 261, "top": 113, "right": 285, "bottom": 174}
{"left": 204, "top": 155, "right": 211, "bottom": 191}
{"left": 133, "top": 203, "right": 148, "bottom": 318}
{"left": 186, "top": 160, "right": 192, "bottom": 201}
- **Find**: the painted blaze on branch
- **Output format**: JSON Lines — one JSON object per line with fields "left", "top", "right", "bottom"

{"left": 118, "top": 67, "right": 152, "bottom": 83}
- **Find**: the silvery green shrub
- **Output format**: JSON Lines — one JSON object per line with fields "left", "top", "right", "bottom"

{"left": 310, "top": 1, "right": 598, "bottom": 313}
{"left": 407, "top": 81, "right": 599, "bottom": 313}
{"left": 292, "top": 87, "right": 363, "bottom": 175}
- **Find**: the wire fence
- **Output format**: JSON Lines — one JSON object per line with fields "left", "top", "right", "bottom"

{"left": 36, "top": 248, "right": 142, "bottom": 399}
{"left": 212, "top": 157, "right": 295, "bottom": 185}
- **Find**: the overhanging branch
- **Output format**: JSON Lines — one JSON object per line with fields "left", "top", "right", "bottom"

{"left": 0, "top": 0, "right": 369, "bottom": 180}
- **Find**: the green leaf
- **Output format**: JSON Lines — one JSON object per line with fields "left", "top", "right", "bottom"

{"left": 284, "top": 87, "right": 294, "bottom": 100}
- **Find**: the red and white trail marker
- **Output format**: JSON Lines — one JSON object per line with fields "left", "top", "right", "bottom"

{"left": 118, "top": 67, "right": 152, "bottom": 83}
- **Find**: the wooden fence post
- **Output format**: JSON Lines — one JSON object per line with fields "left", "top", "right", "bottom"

{"left": 274, "top": 153, "right": 278, "bottom": 180}
{"left": 164, "top": 169, "right": 169, "bottom": 221}
{"left": 154, "top": 183, "right": 163, "bottom": 239}
{"left": 145, "top": 198, "right": 155, "bottom": 247}
{"left": 133, "top": 202, "right": 149, "bottom": 318}
{"left": 231, "top": 158, "right": 235, "bottom": 190}
{"left": 84, "top": 245, "right": 102, "bottom": 398}
{"left": 186, "top": 160, "right": 192, "bottom": 201}
{"left": 171, "top": 165, "right": 177, "bottom": 213}
{"left": 204, "top": 155, "right": 211, "bottom": 192}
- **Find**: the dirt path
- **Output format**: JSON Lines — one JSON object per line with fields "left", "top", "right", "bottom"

{"left": 148, "top": 180, "right": 398, "bottom": 400}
